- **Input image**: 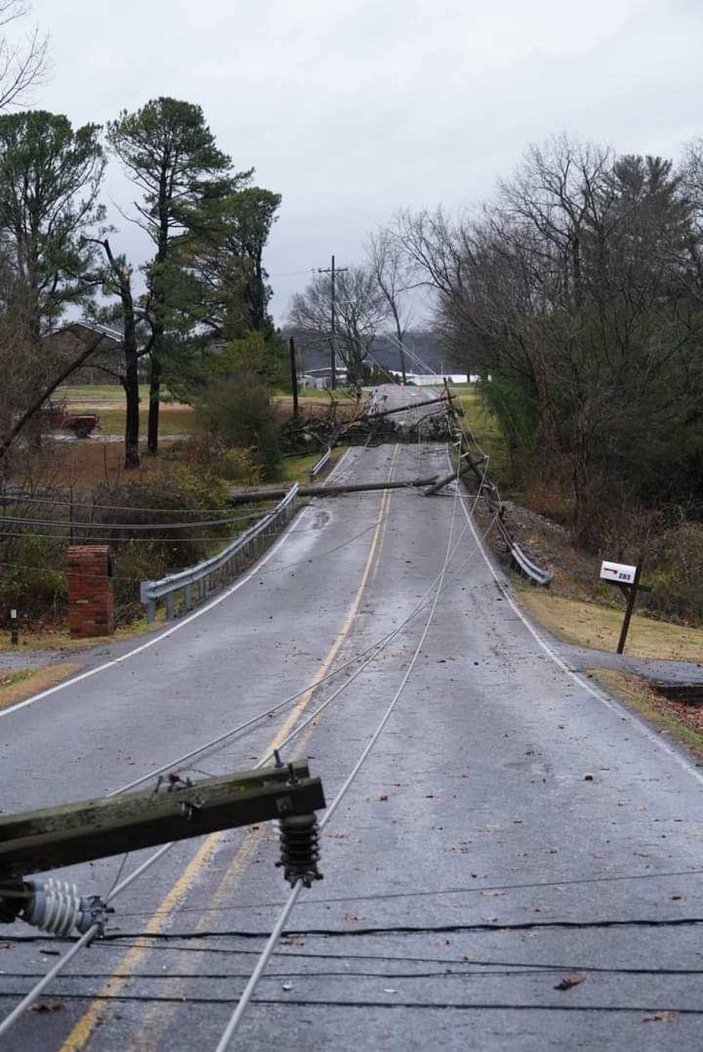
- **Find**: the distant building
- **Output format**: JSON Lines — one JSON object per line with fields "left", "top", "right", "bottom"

{"left": 43, "top": 322, "right": 124, "bottom": 385}
{"left": 283, "top": 329, "right": 465, "bottom": 379}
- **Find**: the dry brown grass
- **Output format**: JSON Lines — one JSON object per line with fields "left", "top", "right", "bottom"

{"left": 0, "top": 618, "right": 156, "bottom": 653}
{"left": 517, "top": 589, "right": 703, "bottom": 662}
{"left": 592, "top": 668, "right": 703, "bottom": 760}
{"left": 10, "top": 437, "right": 186, "bottom": 489}
{"left": 0, "top": 662, "right": 82, "bottom": 710}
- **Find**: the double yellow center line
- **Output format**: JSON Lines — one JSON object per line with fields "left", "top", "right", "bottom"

{"left": 61, "top": 447, "right": 398, "bottom": 1051}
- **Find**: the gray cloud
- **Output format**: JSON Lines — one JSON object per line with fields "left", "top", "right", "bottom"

{"left": 28, "top": 0, "right": 703, "bottom": 320}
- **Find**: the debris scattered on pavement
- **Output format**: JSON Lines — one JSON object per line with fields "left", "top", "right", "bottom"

{"left": 554, "top": 973, "right": 586, "bottom": 991}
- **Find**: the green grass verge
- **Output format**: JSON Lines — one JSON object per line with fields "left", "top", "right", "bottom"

{"left": 516, "top": 588, "right": 703, "bottom": 663}
{"left": 0, "top": 662, "right": 84, "bottom": 709}
{"left": 283, "top": 450, "right": 339, "bottom": 484}
{"left": 452, "top": 390, "right": 514, "bottom": 493}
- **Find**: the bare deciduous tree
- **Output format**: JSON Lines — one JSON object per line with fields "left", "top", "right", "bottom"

{"left": 365, "top": 229, "right": 414, "bottom": 383}
{"left": 394, "top": 136, "right": 703, "bottom": 547}
{"left": 0, "top": 2, "right": 48, "bottom": 110}
{"left": 289, "top": 266, "right": 387, "bottom": 383}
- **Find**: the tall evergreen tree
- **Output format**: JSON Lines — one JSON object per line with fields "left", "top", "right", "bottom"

{"left": 179, "top": 186, "right": 281, "bottom": 340}
{"left": 0, "top": 110, "right": 104, "bottom": 345}
{"left": 0, "top": 110, "right": 105, "bottom": 461}
{"left": 107, "top": 97, "right": 238, "bottom": 453}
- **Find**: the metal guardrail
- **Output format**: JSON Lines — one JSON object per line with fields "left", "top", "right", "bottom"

{"left": 453, "top": 426, "right": 553, "bottom": 588}
{"left": 309, "top": 448, "right": 331, "bottom": 479}
{"left": 140, "top": 484, "right": 299, "bottom": 624}
{"left": 509, "top": 542, "right": 553, "bottom": 587}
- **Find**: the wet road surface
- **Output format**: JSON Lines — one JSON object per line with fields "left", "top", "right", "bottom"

{"left": 1, "top": 440, "right": 702, "bottom": 1051}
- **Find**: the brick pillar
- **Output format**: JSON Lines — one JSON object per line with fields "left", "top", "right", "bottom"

{"left": 67, "top": 545, "right": 114, "bottom": 639}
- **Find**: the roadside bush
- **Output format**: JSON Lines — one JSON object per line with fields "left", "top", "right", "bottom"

{"left": 476, "top": 369, "right": 539, "bottom": 484}
{"left": 649, "top": 523, "right": 703, "bottom": 626}
{"left": 0, "top": 534, "right": 67, "bottom": 625}
{"left": 184, "top": 436, "right": 263, "bottom": 485}
{"left": 93, "top": 464, "right": 234, "bottom": 624}
{"left": 194, "top": 371, "right": 282, "bottom": 480}
{"left": 525, "top": 480, "right": 573, "bottom": 528}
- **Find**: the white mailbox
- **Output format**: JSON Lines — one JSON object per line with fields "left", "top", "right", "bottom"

{"left": 600, "top": 561, "right": 637, "bottom": 585}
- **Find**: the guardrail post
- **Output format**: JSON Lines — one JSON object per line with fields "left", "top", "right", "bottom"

{"left": 184, "top": 583, "right": 192, "bottom": 611}
{"left": 166, "top": 591, "right": 175, "bottom": 620}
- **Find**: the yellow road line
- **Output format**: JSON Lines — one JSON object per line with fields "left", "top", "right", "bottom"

{"left": 127, "top": 704, "right": 328, "bottom": 1052}
{"left": 60, "top": 446, "right": 398, "bottom": 1052}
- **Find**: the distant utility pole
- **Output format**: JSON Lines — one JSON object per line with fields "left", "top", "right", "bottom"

{"left": 289, "top": 336, "right": 299, "bottom": 419}
{"left": 318, "top": 255, "right": 347, "bottom": 389}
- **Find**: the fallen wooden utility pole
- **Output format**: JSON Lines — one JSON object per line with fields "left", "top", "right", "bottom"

{"left": 0, "top": 760, "right": 324, "bottom": 881}
{"left": 363, "top": 393, "right": 449, "bottom": 421}
{"left": 229, "top": 475, "right": 440, "bottom": 505}
{"left": 424, "top": 458, "right": 486, "bottom": 497}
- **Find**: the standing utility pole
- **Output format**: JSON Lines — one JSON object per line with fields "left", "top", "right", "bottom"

{"left": 289, "top": 336, "right": 299, "bottom": 419}
{"left": 318, "top": 255, "right": 347, "bottom": 390}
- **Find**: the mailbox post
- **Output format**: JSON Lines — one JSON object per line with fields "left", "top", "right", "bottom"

{"left": 600, "top": 559, "right": 643, "bottom": 655}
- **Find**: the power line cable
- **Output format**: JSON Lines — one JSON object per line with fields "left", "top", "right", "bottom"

{"left": 110, "top": 866, "right": 703, "bottom": 918}
{"left": 0, "top": 512, "right": 270, "bottom": 531}
{"left": 0, "top": 436, "right": 465, "bottom": 1036}
{"left": 215, "top": 448, "right": 463, "bottom": 1048}
{"left": 2, "top": 494, "right": 270, "bottom": 518}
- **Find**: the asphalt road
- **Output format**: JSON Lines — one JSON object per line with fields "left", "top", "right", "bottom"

{"left": 1, "top": 438, "right": 703, "bottom": 1051}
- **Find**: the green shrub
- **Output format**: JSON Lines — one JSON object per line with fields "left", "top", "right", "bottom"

{"left": 195, "top": 371, "right": 282, "bottom": 480}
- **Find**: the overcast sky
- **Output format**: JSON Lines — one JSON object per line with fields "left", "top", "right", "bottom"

{"left": 27, "top": 0, "right": 703, "bottom": 322}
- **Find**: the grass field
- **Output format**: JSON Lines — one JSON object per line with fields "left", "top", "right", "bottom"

{"left": 94, "top": 405, "right": 196, "bottom": 437}
{"left": 13, "top": 436, "right": 187, "bottom": 487}
{"left": 451, "top": 388, "right": 514, "bottom": 492}
{"left": 59, "top": 384, "right": 152, "bottom": 402}
{"left": 53, "top": 385, "right": 196, "bottom": 438}
{"left": 283, "top": 450, "right": 340, "bottom": 483}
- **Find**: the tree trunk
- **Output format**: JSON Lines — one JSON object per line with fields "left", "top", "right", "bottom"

{"left": 94, "top": 238, "right": 141, "bottom": 469}
{"left": 147, "top": 353, "right": 161, "bottom": 455}
{"left": 121, "top": 254, "right": 140, "bottom": 469}
{"left": 123, "top": 363, "right": 140, "bottom": 469}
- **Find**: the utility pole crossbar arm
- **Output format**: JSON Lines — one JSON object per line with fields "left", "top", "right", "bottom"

{"left": 0, "top": 761, "right": 325, "bottom": 880}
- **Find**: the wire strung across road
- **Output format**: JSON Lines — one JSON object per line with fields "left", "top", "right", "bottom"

{"left": 0, "top": 476, "right": 493, "bottom": 1038}
{"left": 0, "top": 440, "right": 447, "bottom": 1035}
{"left": 1, "top": 494, "right": 275, "bottom": 517}
{"left": 2, "top": 987, "right": 699, "bottom": 1016}
{"left": 25, "top": 934, "right": 703, "bottom": 988}
{"left": 0, "top": 512, "right": 272, "bottom": 531}
{"left": 8, "top": 957, "right": 703, "bottom": 981}
{"left": 0, "top": 520, "right": 379, "bottom": 581}
{"left": 0, "top": 430, "right": 479, "bottom": 1040}
{"left": 213, "top": 446, "right": 464, "bottom": 1049}
{"left": 108, "top": 456, "right": 489, "bottom": 795}
{"left": 104, "top": 865, "right": 703, "bottom": 919}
